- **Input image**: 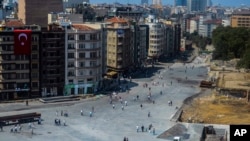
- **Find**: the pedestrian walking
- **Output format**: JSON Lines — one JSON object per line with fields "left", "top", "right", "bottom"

{"left": 125, "top": 101, "right": 128, "bottom": 106}
{"left": 81, "top": 110, "right": 83, "bottom": 116}
{"left": 89, "top": 111, "right": 92, "bottom": 117}
{"left": 148, "top": 112, "right": 150, "bottom": 117}
{"left": 112, "top": 104, "right": 115, "bottom": 109}
{"left": 136, "top": 95, "right": 139, "bottom": 100}
{"left": 136, "top": 126, "right": 139, "bottom": 132}
{"left": 63, "top": 120, "right": 66, "bottom": 126}
{"left": 140, "top": 104, "right": 143, "bottom": 109}
{"left": 122, "top": 106, "right": 124, "bottom": 111}
{"left": 160, "top": 91, "right": 162, "bottom": 95}
{"left": 141, "top": 125, "right": 144, "bottom": 132}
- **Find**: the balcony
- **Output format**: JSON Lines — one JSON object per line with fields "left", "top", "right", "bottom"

{"left": 117, "top": 49, "right": 122, "bottom": 53}
{"left": 117, "top": 57, "right": 122, "bottom": 61}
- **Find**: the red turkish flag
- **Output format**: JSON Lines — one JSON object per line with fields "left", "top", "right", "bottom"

{"left": 14, "top": 30, "right": 32, "bottom": 55}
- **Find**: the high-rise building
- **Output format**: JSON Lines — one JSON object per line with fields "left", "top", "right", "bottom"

{"left": 187, "top": 0, "right": 207, "bottom": 12}
{"left": 141, "top": 0, "right": 148, "bottom": 5}
{"left": 18, "top": 0, "right": 63, "bottom": 27}
{"left": 152, "top": 0, "right": 161, "bottom": 5}
{"left": 175, "top": 0, "right": 187, "bottom": 6}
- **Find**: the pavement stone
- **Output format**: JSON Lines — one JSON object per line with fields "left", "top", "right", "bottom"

{"left": 0, "top": 56, "right": 229, "bottom": 141}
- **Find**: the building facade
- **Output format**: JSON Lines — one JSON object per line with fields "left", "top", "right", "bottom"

{"left": 18, "top": 0, "right": 63, "bottom": 27}
{"left": 65, "top": 24, "right": 102, "bottom": 95}
{"left": 164, "top": 20, "right": 181, "bottom": 57}
{"left": 231, "top": 10, "right": 250, "bottom": 28}
{"left": 105, "top": 17, "right": 133, "bottom": 75}
{"left": 187, "top": 0, "right": 207, "bottom": 12}
{"left": 175, "top": 0, "right": 187, "bottom": 6}
{"left": 146, "top": 15, "right": 165, "bottom": 61}
{"left": 0, "top": 20, "right": 40, "bottom": 100}
{"left": 40, "top": 24, "right": 65, "bottom": 97}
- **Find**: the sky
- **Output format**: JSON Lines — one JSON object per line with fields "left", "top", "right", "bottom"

{"left": 89, "top": 0, "right": 250, "bottom": 7}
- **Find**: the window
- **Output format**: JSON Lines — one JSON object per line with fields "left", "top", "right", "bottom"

{"left": 68, "top": 80, "right": 73, "bottom": 83}
{"left": 87, "top": 78, "right": 93, "bottom": 82}
{"left": 79, "top": 53, "right": 85, "bottom": 58}
{"left": 79, "top": 34, "right": 85, "bottom": 40}
{"left": 92, "top": 43, "right": 97, "bottom": 48}
{"left": 32, "top": 82, "right": 38, "bottom": 87}
{"left": 32, "top": 63, "right": 38, "bottom": 69}
{"left": 32, "top": 54, "right": 38, "bottom": 59}
{"left": 90, "top": 52, "right": 97, "bottom": 58}
{"left": 32, "top": 73, "right": 38, "bottom": 78}
{"left": 68, "top": 34, "right": 74, "bottom": 40}
{"left": 90, "top": 61, "right": 96, "bottom": 67}
{"left": 79, "top": 62, "right": 85, "bottom": 67}
{"left": 68, "top": 62, "right": 74, "bottom": 67}
{"left": 68, "top": 53, "right": 74, "bottom": 58}
{"left": 79, "top": 44, "right": 85, "bottom": 49}
{"left": 90, "top": 34, "right": 97, "bottom": 40}
{"left": 68, "top": 43, "right": 75, "bottom": 49}
{"left": 32, "top": 45, "right": 38, "bottom": 51}
{"left": 78, "top": 71, "right": 83, "bottom": 76}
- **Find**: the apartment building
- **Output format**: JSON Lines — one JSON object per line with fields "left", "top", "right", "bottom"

{"left": 18, "top": 0, "right": 63, "bottom": 27}
{"left": 65, "top": 24, "right": 102, "bottom": 95}
{"left": 0, "top": 20, "right": 40, "bottom": 100}
{"left": 231, "top": 10, "right": 250, "bottom": 28}
{"left": 164, "top": 19, "right": 181, "bottom": 57}
{"left": 105, "top": 17, "right": 133, "bottom": 75}
{"left": 40, "top": 24, "right": 65, "bottom": 97}
{"left": 146, "top": 15, "right": 165, "bottom": 61}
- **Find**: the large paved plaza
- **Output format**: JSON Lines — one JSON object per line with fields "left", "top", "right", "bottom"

{"left": 0, "top": 56, "right": 229, "bottom": 141}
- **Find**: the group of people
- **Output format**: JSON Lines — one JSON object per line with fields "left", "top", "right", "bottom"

{"left": 136, "top": 124, "right": 156, "bottom": 135}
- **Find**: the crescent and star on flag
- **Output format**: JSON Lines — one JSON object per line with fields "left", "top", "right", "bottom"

{"left": 18, "top": 33, "right": 28, "bottom": 46}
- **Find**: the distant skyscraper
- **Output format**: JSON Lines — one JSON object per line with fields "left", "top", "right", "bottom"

{"left": 141, "top": 0, "right": 148, "bottom": 5}
{"left": 152, "top": 0, "right": 161, "bottom": 5}
{"left": 175, "top": 0, "right": 187, "bottom": 6}
{"left": 187, "top": 0, "right": 207, "bottom": 12}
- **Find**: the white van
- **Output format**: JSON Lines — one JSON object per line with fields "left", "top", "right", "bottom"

{"left": 173, "top": 136, "right": 182, "bottom": 141}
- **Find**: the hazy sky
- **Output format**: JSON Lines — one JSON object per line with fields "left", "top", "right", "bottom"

{"left": 89, "top": 0, "right": 250, "bottom": 7}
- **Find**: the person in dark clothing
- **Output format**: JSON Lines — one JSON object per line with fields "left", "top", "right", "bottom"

{"left": 141, "top": 125, "right": 144, "bottom": 132}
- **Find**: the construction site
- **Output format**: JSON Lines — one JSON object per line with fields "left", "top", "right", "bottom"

{"left": 180, "top": 59, "right": 250, "bottom": 124}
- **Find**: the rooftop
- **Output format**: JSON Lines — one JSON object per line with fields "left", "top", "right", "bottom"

{"left": 106, "top": 17, "right": 128, "bottom": 23}
{"left": 2, "top": 20, "right": 25, "bottom": 27}
{"left": 72, "top": 24, "right": 95, "bottom": 31}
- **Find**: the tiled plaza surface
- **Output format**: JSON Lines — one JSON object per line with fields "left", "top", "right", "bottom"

{"left": 0, "top": 56, "right": 229, "bottom": 141}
